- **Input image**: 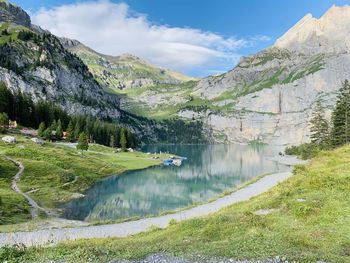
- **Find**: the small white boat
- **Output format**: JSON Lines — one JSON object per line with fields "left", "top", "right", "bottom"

{"left": 172, "top": 159, "right": 182, "bottom": 166}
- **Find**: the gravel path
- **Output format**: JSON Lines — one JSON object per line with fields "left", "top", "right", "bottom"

{"left": 109, "top": 253, "right": 293, "bottom": 263}
{"left": 5, "top": 157, "right": 50, "bottom": 219}
{"left": 0, "top": 170, "right": 293, "bottom": 247}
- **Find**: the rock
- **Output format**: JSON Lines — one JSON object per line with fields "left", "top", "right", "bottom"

{"left": 71, "top": 193, "right": 85, "bottom": 199}
{"left": 31, "top": 138, "right": 44, "bottom": 145}
{"left": 2, "top": 136, "right": 16, "bottom": 144}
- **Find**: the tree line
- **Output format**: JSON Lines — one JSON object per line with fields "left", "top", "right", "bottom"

{"left": 0, "top": 82, "right": 137, "bottom": 150}
{"left": 286, "top": 80, "right": 350, "bottom": 158}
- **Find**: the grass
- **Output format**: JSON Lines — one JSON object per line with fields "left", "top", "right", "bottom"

{"left": 0, "top": 133, "right": 171, "bottom": 225}
{"left": 0, "top": 157, "right": 31, "bottom": 224}
{"left": 4, "top": 145, "right": 350, "bottom": 262}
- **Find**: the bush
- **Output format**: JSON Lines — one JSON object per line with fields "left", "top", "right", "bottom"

{"left": 0, "top": 244, "right": 27, "bottom": 262}
{"left": 285, "top": 143, "right": 320, "bottom": 159}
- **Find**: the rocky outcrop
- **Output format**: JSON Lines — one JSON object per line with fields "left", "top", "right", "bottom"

{"left": 0, "top": 1, "right": 30, "bottom": 27}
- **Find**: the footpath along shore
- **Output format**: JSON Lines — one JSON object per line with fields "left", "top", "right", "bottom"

{"left": 0, "top": 156, "right": 307, "bottom": 247}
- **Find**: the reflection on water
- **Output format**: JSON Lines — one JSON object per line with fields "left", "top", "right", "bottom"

{"left": 62, "top": 144, "right": 289, "bottom": 222}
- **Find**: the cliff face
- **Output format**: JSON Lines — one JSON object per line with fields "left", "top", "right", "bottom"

{"left": 177, "top": 5, "right": 350, "bottom": 146}
{"left": 0, "top": 2, "right": 121, "bottom": 119}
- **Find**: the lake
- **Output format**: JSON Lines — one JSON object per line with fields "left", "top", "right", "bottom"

{"left": 62, "top": 144, "right": 290, "bottom": 222}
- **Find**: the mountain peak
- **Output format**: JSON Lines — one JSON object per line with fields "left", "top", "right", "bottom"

{"left": 275, "top": 5, "right": 350, "bottom": 54}
{"left": 60, "top": 37, "right": 82, "bottom": 48}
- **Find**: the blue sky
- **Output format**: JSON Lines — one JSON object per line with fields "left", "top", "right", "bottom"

{"left": 11, "top": 0, "right": 350, "bottom": 76}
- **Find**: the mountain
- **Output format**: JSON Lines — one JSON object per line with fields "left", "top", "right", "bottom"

{"left": 115, "top": 5, "right": 350, "bottom": 146}
{"left": 189, "top": 5, "right": 350, "bottom": 145}
{"left": 3, "top": 1, "right": 346, "bottom": 146}
{"left": 0, "top": 1, "right": 207, "bottom": 144}
{"left": 61, "top": 37, "right": 199, "bottom": 119}
{"left": 61, "top": 38, "right": 195, "bottom": 92}
{"left": 0, "top": 0, "right": 121, "bottom": 119}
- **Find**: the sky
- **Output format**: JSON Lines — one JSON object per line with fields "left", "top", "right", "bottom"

{"left": 10, "top": 0, "right": 350, "bottom": 77}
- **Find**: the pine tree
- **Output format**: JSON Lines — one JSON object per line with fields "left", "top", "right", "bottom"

{"left": 66, "top": 121, "right": 75, "bottom": 142}
{"left": 126, "top": 129, "right": 136, "bottom": 149}
{"left": 110, "top": 135, "right": 116, "bottom": 148}
{"left": 0, "top": 112, "right": 9, "bottom": 134}
{"left": 51, "top": 119, "right": 57, "bottom": 130}
{"left": 77, "top": 132, "right": 89, "bottom": 155}
{"left": 56, "top": 119, "right": 63, "bottom": 140}
{"left": 74, "top": 122, "right": 81, "bottom": 140}
{"left": 43, "top": 127, "right": 52, "bottom": 141}
{"left": 120, "top": 129, "right": 127, "bottom": 152}
{"left": 331, "top": 80, "right": 350, "bottom": 147}
{"left": 0, "top": 82, "right": 14, "bottom": 118}
{"left": 38, "top": 122, "right": 46, "bottom": 137}
{"left": 0, "top": 112, "right": 9, "bottom": 126}
{"left": 310, "top": 100, "right": 329, "bottom": 148}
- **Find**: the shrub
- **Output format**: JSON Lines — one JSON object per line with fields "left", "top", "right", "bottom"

{"left": 0, "top": 244, "right": 27, "bottom": 262}
{"left": 285, "top": 143, "right": 320, "bottom": 159}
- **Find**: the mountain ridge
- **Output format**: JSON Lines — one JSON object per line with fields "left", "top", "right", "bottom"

{"left": 60, "top": 37, "right": 196, "bottom": 92}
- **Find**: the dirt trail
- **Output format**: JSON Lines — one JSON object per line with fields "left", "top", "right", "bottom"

{"left": 6, "top": 157, "right": 50, "bottom": 219}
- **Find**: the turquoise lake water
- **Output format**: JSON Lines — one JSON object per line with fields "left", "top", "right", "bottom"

{"left": 62, "top": 144, "right": 289, "bottom": 222}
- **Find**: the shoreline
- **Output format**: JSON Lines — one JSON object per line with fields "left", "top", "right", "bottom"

{"left": 0, "top": 155, "right": 306, "bottom": 247}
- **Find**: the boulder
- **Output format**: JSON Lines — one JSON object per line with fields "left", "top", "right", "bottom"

{"left": 31, "top": 137, "right": 44, "bottom": 145}
{"left": 2, "top": 136, "right": 16, "bottom": 143}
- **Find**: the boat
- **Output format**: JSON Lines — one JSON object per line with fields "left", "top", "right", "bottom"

{"left": 163, "top": 159, "right": 173, "bottom": 166}
{"left": 172, "top": 159, "right": 182, "bottom": 166}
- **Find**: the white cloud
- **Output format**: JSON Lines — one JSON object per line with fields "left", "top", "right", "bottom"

{"left": 32, "top": 0, "right": 269, "bottom": 76}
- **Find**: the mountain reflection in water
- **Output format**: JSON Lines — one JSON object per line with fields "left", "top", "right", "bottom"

{"left": 62, "top": 144, "right": 289, "bottom": 222}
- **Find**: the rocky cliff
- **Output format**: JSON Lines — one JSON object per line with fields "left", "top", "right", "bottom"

{"left": 0, "top": 1, "right": 120, "bottom": 119}
{"left": 178, "top": 5, "right": 350, "bottom": 146}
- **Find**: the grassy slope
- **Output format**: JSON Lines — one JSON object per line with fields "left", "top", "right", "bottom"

{"left": 15, "top": 145, "right": 350, "bottom": 263}
{"left": 0, "top": 157, "right": 31, "bottom": 224}
{"left": 0, "top": 135, "right": 170, "bottom": 224}
{"left": 69, "top": 45, "right": 195, "bottom": 90}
